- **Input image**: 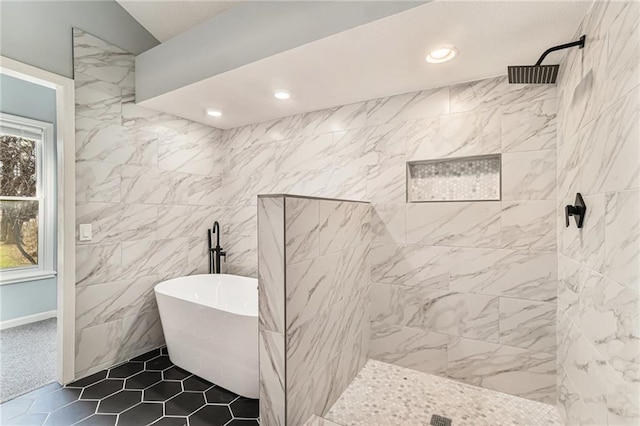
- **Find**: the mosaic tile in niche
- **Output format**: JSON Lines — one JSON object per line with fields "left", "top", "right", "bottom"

{"left": 408, "top": 155, "right": 500, "bottom": 202}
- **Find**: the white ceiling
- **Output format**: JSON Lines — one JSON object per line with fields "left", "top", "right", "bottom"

{"left": 116, "top": 0, "right": 236, "bottom": 42}
{"left": 138, "top": 0, "right": 591, "bottom": 129}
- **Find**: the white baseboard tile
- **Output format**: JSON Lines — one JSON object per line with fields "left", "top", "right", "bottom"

{"left": 0, "top": 310, "right": 57, "bottom": 331}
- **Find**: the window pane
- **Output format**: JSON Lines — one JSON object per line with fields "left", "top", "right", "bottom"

{"left": 0, "top": 199, "right": 39, "bottom": 270}
{"left": 0, "top": 134, "right": 37, "bottom": 197}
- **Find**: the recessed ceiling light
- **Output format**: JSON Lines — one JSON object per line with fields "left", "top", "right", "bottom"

{"left": 206, "top": 109, "right": 222, "bottom": 117}
{"left": 426, "top": 46, "right": 458, "bottom": 64}
{"left": 274, "top": 90, "right": 291, "bottom": 100}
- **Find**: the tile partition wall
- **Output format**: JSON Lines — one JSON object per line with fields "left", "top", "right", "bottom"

{"left": 222, "top": 77, "right": 559, "bottom": 403}
{"left": 555, "top": 1, "right": 640, "bottom": 425}
{"left": 257, "top": 195, "right": 371, "bottom": 426}
{"left": 73, "top": 30, "right": 224, "bottom": 377}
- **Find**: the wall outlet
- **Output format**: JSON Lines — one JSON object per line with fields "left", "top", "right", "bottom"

{"left": 79, "top": 224, "right": 92, "bottom": 241}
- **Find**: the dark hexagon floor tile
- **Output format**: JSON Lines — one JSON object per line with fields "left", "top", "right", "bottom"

{"left": 73, "top": 414, "right": 117, "bottom": 425}
{"left": 230, "top": 398, "right": 259, "bottom": 419}
{"left": 161, "top": 347, "right": 169, "bottom": 355}
{"left": 80, "top": 379, "right": 124, "bottom": 400}
{"left": 165, "top": 392, "right": 206, "bottom": 416}
{"left": 143, "top": 381, "right": 182, "bottom": 402}
{"left": 43, "top": 400, "right": 98, "bottom": 425}
{"left": 163, "top": 366, "right": 191, "bottom": 381}
{"left": 150, "top": 417, "right": 187, "bottom": 426}
{"left": 188, "top": 405, "right": 232, "bottom": 426}
{"left": 145, "top": 356, "right": 173, "bottom": 371}
{"left": 182, "top": 376, "right": 213, "bottom": 392}
{"left": 204, "top": 387, "right": 238, "bottom": 404}
{"left": 226, "top": 421, "right": 259, "bottom": 426}
{"left": 108, "top": 362, "right": 144, "bottom": 379}
{"left": 130, "top": 348, "right": 162, "bottom": 363}
{"left": 96, "top": 390, "right": 141, "bottom": 414}
{"left": 29, "top": 388, "right": 81, "bottom": 413}
{"left": 2, "top": 412, "right": 48, "bottom": 426}
{"left": 125, "top": 371, "right": 162, "bottom": 390}
{"left": 67, "top": 371, "right": 108, "bottom": 388}
{"left": 117, "top": 402, "right": 163, "bottom": 426}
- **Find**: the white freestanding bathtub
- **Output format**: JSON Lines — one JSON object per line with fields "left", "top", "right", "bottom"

{"left": 155, "top": 274, "right": 258, "bottom": 399}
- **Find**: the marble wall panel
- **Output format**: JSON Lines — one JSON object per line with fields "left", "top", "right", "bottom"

{"left": 258, "top": 196, "right": 371, "bottom": 425}
{"left": 74, "top": 29, "right": 223, "bottom": 377}
{"left": 556, "top": 2, "right": 640, "bottom": 424}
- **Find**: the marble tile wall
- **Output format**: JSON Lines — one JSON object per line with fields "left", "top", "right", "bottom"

{"left": 221, "top": 75, "right": 560, "bottom": 404}
{"left": 555, "top": 1, "right": 639, "bottom": 425}
{"left": 257, "top": 196, "right": 285, "bottom": 426}
{"left": 257, "top": 195, "right": 371, "bottom": 426}
{"left": 73, "top": 29, "right": 224, "bottom": 377}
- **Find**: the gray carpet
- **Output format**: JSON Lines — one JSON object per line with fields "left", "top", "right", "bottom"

{"left": 0, "top": 318, "right": 57, "bottom": 402}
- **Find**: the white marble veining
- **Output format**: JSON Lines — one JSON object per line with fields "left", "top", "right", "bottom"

{"left": 74, "top": 29, "right": 223, "bottom": 376}
{"left": 75, "top": 86, "right": 122, "bottom": 124}
{"left": 499, "top": 298, "right": 556, "bottom": 353}
{"left": 406, "top": 202, "right": 501, "bottom": 248}
{"left": 258, "top": 196, "right": 370, "bottom": 425}
{"left": 73, "top": 29, "right": 134, "bottom": 94}
{"left": 370, "top": 243, "right": 451, "bottom": 288}
{"left": 318, "top": 201, "right": 370, "bottom": 255}
{"left": 75, "top": 116, "right": 159, "bottom": 167}
{"left": 74, "top": 320, "right": 123, "bottom": 376}
{"left": 75, "top": 242, "right": 122, "bottom": 286}
{"left": 449, "top": 76, "right": 557, "bottom": 114}
{"left": 258, "top": 197, "right": 285, "bottom": 334}
{"left": 370, "top": 203, "right": 405, "bottom": 244}
{"left": 603, "top": 189, "right": 640, "bottom": 291}
{"left": 502, "top": 149, "right": 556, "bottom": 201}
{"left": 369, "top": 321, "right": 447, "bottom": 375}
{"left": 447, "top": 336, "right": 556, "bottom": 404}
{"left": 578, "top": 267, "right": 639, "bottom": 385}
{"left": 76, "top": 161, "right": 122, "bottom": 203}
{"left": 372, "top": 283, "right": 500, "bottom": 342}
{"left": 448, "top": 248, "right": 557, "bottom": 302}
{"left": 501, "top": 200, "right": 556, "bottom": 251}
{"left": 556, "top": 2, "right": 640, "bottom": 424}
{"left": 365, "top": 162, "right": 406, "bottom": 204}
{"left": 259, "top": 330, "right": 285, "bottom": 426}
{"left": 579, "top": 86, "right": 639, "bottom": 195}
{"left": 365, "top": 87, "right": 449, "bottom": 126}
{"left": 120, "top": 309, "right": 165, "bottom": 360}
{"left": 502, "top": 98, "right": 557, "bottom": 153}
{"left": 285, "top": 197, "right": 320, "bottom": 264}
{"left": 301, "top": 102, "right": 367, "bottom": 135}
{"left": 406, "top": 109, "right": 501, "bottom": 160}
{"left": 76, "top": 202, "right": 157, "bottom": 244}
{"left": 75, "top": 275, "right": 158, "bottom": 330}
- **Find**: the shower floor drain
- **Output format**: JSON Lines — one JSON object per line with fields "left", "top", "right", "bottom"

{"left": 430, "top": 414, "right": 452, "bottom": 426}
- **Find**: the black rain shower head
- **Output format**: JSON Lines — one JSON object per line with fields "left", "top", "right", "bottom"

{"left": 508, "top": 35, "right": 586, "bottom": 84}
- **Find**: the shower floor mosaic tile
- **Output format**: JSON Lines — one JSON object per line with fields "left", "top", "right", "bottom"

{"left": 0, "top": 347, "right": 259, "bottom": 426}
{"left": 324, "top": 360, "right": 562, "bottom": 426}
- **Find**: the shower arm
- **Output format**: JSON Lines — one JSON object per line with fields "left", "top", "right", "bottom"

{"left": 534, "top": 35, "right": 586, "bottom": 66}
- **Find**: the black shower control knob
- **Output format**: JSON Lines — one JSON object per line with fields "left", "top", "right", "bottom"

{"left": 565, "top": 193, "right": 587, "bottom": 229}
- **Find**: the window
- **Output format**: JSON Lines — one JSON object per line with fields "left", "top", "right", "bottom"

{"left": 0, "top": 113, "right": 55, "bottom": 284}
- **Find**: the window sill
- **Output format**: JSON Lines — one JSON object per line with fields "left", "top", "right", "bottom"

{"left": 0, "top": 270, "right": 57, "bottom": 285}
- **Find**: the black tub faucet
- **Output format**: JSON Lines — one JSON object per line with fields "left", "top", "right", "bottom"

{"left": 208, "top": 221, "right": 226, "bottom": 274}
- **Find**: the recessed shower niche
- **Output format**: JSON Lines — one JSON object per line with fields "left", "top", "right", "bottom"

{"left": 407, "top": 154, "right": 501, "bottom": 202}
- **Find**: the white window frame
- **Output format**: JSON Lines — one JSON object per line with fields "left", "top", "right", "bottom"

{"left": 0, "top": 112, "right": 56, "bottom": 284}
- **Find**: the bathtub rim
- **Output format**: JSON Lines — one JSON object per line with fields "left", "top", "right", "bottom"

{"left": 154, "top": 273, "right": 257, "bottom": 318}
